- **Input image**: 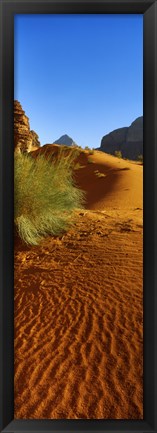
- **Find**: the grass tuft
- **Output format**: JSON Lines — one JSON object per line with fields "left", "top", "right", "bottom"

{"left": 14, "top": 151, "right": 85, "bottom": 245}
{"left": 88, "top": 156, "right": 94, "bottom": 164}
{"left": 138, "top": 154, "right": 143, "bottom": 164}
{"left": 114, "top": 150, "right": 122, "bottom": 159}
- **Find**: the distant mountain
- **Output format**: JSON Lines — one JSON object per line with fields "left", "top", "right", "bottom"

{"left": 53, "top": 134, "right": 77, "bottom": 147}
{"left": 98, "top": 117, "right": 143, "bottom": 161}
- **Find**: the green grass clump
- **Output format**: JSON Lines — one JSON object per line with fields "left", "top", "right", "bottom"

{"left": 88, "top": 149, "right": 94, "bottom": 155}
{"left": 88, "top": 156, "right": 94, "bottom": 164}
{"left": 85, "top": 146, "right": 94, "bottom": 155}
{"left": 14, "top": 150, "right": 85, "bottom": 245}
{"left": 114, "top": 150, "right": 122, "bottom": 159}
{"left": 138, "top": 154, "right": 143, "bottom": 164}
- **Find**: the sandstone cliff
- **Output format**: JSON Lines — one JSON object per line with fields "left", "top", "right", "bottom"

{"left": 14, "top": 100, "right": 40, "bottom": 153}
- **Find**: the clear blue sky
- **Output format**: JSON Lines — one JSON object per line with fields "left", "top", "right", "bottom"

{"left": 14, "top": 14, "right": 143, "bottom": 149}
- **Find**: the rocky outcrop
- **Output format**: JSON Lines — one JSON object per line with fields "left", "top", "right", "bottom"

{"left": 53, "top": 134, "right": 77, "bottom": 147}
{"left": 30, "top": 130, "right": 40, "bottom": 149}
{"left": 127, "top": 117, "right": 143, "bottom": 142}
{"left": 14, "top": 100, "right": 40, "bottom": 153}
{"left": 99, "top": 117, "right": 143, "bottom": 160}
{"left": 100, "top": 127, "right": 128, "bottom": 154}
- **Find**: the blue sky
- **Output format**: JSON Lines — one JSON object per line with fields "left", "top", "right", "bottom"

{"left": 14, "top": 14, "right": 143, "bottom": 149}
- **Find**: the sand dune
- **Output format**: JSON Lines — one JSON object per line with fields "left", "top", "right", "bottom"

{"left": 14, "top": 149, "right": 143, "bottom": 419}
{"left": 74, "top": 150, "right": 143, "bottom": 211}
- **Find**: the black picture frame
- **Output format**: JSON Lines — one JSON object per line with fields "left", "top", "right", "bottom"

{"left": 0, "top": 0, "right": 157, "bottom": 432}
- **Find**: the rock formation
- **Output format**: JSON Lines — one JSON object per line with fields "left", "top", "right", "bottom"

{"left": 99, "top": 117, "right": 143, "bottom": 160}
{"left": 14, "top": 100, "right": 40, "bottom": 153}
{"left": 53, "top": 134, "right": 77, "bottom": 147}
{"left": 30, "top": 130, "right": 40, "bottom": 149}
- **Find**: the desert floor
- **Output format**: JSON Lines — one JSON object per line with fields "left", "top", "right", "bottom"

{"left": 14, "top": 150, "right": 143, "bottom": 419}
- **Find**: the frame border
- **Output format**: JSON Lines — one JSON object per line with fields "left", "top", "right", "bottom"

{"left": 0, "top": 1, "right": 157, "bottom": 432}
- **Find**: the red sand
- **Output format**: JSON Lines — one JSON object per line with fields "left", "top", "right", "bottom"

{"left": 14, "top": 149, "right": 143, "bottom": 419}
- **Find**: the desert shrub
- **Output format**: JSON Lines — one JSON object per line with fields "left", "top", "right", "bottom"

{"left": 14, "top": 151, "right": 85, "bottom": 245}
{"left": 88, "top": 156, "right": 94, "bottom": 164}
{"left": 138, "top": 154, "right": 143, "bottom": 164}
{"left": 88, "top": 149, "right": 94, "bottom": 155}
{"left": 114, "top": 150, "right": 122, "bottom": 159}
{"left": 85, "top": 146, "right": 94, "bottom": 154}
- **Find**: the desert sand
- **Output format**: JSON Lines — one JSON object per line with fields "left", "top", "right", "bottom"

{"left": 14, "top": 150, "right": 143, "bottom": 419}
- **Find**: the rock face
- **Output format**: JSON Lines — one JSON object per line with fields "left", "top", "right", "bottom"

{"left": 53, "top": 134, "right": 77, "bottom": 147}
{"left": 127, "top": 117, "right": 143, "bottom": 142}
{"left": 100, "top": 127, "right": 128, "bottom": 154}
{"left": 14, "top": 100, "right": 40, "bottom": 153}
{"left": 99, "top": 117, "right": 143, "bottom": 160}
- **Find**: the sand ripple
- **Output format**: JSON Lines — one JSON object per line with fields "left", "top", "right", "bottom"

{"left": 14, "top": 210, "right": 143, "bottom": 419}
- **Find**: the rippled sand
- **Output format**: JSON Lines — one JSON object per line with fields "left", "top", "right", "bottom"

{"left": 14, "top": 150, "right": 143, "bottom": 419}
